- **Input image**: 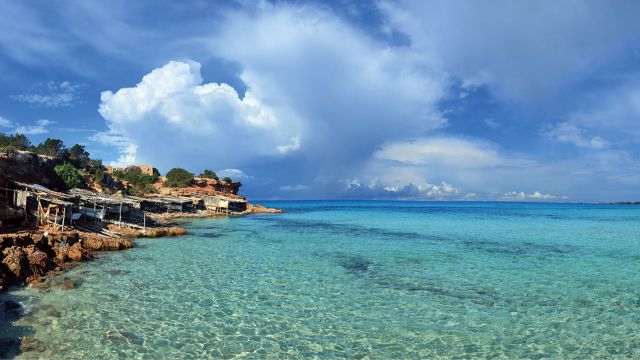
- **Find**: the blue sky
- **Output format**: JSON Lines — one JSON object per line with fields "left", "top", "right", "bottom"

{"left": 1, "top": 0, "right": 640, "bottom": 201}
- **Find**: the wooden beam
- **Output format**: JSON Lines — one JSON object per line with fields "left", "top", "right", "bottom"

{"left": 61, "top": 205, "right": 66, "bottom": 232}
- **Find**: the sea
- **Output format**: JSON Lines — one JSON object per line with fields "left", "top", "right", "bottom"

{"left": 1, "top": 201, "right": 640, "bottom": 359}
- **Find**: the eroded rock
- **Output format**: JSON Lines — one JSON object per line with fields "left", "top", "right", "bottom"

{"left": 67, "top": 242, "right": 92, "bottom": 262}
{"left": 0, "top": 231, "right": 135, "bottom": 293}
{"left": 27, "top": 249, "right": 48, "bottom": 268}
{"left": 2, "top": 247, "right": 28, "bottom": 280}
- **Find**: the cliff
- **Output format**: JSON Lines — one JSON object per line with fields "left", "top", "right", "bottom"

{"left": 155, "top": 177, "right": 244, "bottom": 199}
{"left": 0, "top": 151, "right": 67, "bottom": 191}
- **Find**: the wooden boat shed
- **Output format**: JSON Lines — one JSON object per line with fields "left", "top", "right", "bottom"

{"left": 10, "top": 181, "right": 75, "bottom": 230}
{"left": 203, "top": 195, "right": 247, "bottom": 213}
{"left": 141, "top": 195, "right": 198, "bottom": 213}
{"left": 68, "top": 188, "right": 145, "bottom": 226}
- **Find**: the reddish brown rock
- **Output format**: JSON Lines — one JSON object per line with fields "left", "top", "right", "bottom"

{"left": 2, "top": 247, "right": 28, "bottom": 280}
{"left": 66, "top": 242, "right": 92, "bottom": 262}
{"left": 81, "top": 237, "right": 104, "bottom": 251}
{"left": 81, "top": 235, "right": 133, "bottom": 251}
{"left": 0, "top": 230, "right": 134, "bottom": 294}
{"left": 52, "top": 243, "right": 68, "bottom": 264}
{"left": 25, "top": 274, "right": 44, "bottom": 286}
{"left": 27, "top": 249, "right": 48, "bottom": 268}
{"left": 107, "top": 238, "right": 134, "bottom": 250}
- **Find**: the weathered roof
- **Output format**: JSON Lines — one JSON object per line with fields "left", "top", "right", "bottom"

{"left": 68, "top": 188, "right": 140, "bottom": 205}
{"left": 144, "top": 195, "right": 195, "bottom": 204}
{"left": 125, "top": 195, "right": 165, "bottom": 204}
{"left": 204, "top": 194, "right": 247, "bottom": 203}
{"left": 11, "top": 181, "right": 75, "bottom": 203}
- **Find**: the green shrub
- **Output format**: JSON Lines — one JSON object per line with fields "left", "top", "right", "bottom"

{"left": 199, "top": 169, "right": 218, "bottom": 180}
{"left": 68, "top": 144, "right": 90, "bottom": 168}
{"left": 94, "top": 167, "right": 105, "bottom": 184}
{"left": 36, "top": 138, "right": 66, "bottom": 158}
{"left": 112, "top": 170, "right": 125, "bottom": 179}
{"left": 54, "top": 162, "right": 83, "bottom": 189}
{"left": 165, "top": 168, "right": 194, "bottom": 187}
{"left": 124, "top": 171, "right": 158, "bottom": 187}
{"left": 87, "top": 159, "right": 103, "bottom": 168}
{"left": 0, "top": 133, "right": 31, "bottom": 151}
{"left": 127, "top": 183, "right": 156, "bottom": 197}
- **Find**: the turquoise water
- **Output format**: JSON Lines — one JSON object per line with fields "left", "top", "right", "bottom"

{"left": 3, "top": 201, "right": 640, "bottom": 358}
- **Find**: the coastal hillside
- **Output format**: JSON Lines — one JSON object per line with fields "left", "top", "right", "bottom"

{"left": 0, "top": 134, "right": 246, "bottom": 199}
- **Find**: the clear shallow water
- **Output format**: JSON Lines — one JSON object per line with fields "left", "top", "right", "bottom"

{"left": 3, "top": 201, "right": 640, "bottom": 358}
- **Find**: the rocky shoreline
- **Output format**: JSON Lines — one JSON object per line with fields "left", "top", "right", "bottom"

{"left": 2, "top": 231, "right": 121, "bottom": 291}
{"left": 0, "top": 203, "right": 281, "bottom": 292}
{"left": 0, "top": 226, "right": 189, "bottom": 356}
{"left": 145, "top": 203, "right": 285, "bottom": 221}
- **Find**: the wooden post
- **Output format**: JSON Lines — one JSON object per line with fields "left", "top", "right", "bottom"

{"left": 36, "top": 197, "right": 41, "bottom": 226}
{"left": 61, "top": 205, "right": 66, "bottom": 232}
{"left": 23, "top": 197, "right": 27, "bottom": 224}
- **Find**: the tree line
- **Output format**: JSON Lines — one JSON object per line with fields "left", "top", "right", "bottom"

{"left": 1, "top": 132, "right": 241, "bottom": 192}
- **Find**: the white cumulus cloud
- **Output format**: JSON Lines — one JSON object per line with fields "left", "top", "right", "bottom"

{"left": 212, "top": 4, "right": 448, "bottom": 168}
{"left": 96, "top": 60, "right": 301, "bottom": 171}
{"left": 344, "top": 179, "right": 462, "bottom": 200}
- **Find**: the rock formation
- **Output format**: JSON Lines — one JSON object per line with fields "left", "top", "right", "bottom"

{"left": 0, "top": 231, "right": 133, "bottom": 291}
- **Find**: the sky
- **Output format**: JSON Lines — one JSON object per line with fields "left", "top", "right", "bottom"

{"left": 1, "top": 0, "right": 640, "bottom": 202}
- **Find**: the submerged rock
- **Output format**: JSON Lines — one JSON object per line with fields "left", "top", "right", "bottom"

{"left": 62, "top": 279, "right": 78, "bottom": 289}
{"left": 335, "top": 254, "right": 372, "bottom": 274}
{"left": 106, "top": 330, "right": 144, "bottom": 345}
{"left": 26, "top": 274, "right": 45, "bottom": 286}
{"left": 20, "top": 336, "right": 44, "bottom": 353}
{"left": 3, "top": 300, "right": 21, "bottom": 311}
{"left": 0, "top": 270, "right": 7, "bottom": 291}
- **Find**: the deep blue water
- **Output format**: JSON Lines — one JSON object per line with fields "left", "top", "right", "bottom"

{"left": 3, "top": 201, "right": 640, "bottom": 358}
